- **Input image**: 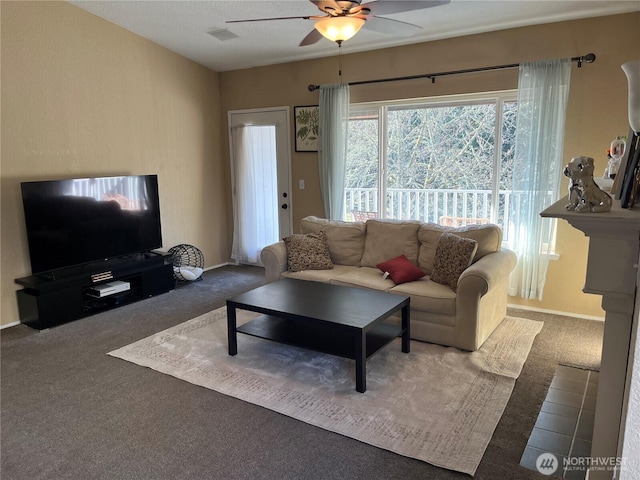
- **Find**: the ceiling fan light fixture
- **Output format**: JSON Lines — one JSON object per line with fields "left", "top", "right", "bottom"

{"left": 314, "top": 16, "right": 365, "bottom": 43}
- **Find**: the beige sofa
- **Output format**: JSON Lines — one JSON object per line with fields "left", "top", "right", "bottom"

{"left": 260, "top": 216, "right": 517, "bottom": 351}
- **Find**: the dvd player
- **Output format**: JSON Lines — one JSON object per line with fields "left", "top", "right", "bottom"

{"left": 86, "top": 280, "right": 130, "bottom": 298}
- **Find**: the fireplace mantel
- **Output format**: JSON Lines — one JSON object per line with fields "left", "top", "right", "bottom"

{"left": 541, "top": 196, "right": 640, "bottom": 479}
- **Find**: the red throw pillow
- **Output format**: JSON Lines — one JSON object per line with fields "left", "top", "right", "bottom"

{"left": 376, "top": 255, "right": 426, "bottom": 284}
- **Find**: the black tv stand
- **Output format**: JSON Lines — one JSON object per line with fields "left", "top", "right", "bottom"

{"left": 15, "top": 252, "right": 175, "bottom": 330}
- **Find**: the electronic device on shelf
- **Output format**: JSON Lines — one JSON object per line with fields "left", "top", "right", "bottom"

{"left": 85, "top": 280, "right": 131, "bottom": 298}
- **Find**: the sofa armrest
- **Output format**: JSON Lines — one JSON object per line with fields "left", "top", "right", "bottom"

{"left": 260, "top": 241, "right": 288, "bottom": 283}
{"left": 455, "top": 248, "right": 517, "bottom": 350}
{"left": 457, "top": 248, "right": 517, "bottom": 295}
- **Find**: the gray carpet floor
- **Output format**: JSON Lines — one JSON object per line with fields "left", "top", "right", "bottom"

{"left": 1, "top": 265, "right": 604, "bottom": 480}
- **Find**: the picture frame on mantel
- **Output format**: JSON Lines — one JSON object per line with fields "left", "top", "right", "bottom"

{"left": 618, "top": 131, "right": 640, "bottom": 207}
{"left": 613, "top": 127, "right": 637, "bottom": 198}
{"left": 294, "top": 105, "right": 319, "bottom": 152}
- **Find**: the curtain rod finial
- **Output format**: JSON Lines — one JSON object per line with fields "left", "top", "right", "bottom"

{"left": 308, "top": 84, "right": 319, "bottom": 92}
{"left": 578, "top": 53, "right": 596, "bottom": 67}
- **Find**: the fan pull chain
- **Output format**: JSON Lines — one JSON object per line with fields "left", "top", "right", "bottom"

{"left": 338, "top": 41, "right": 343, "bottom": 82}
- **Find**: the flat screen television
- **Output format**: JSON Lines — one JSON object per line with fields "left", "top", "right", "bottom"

{"left": 21, "top": 175, "right": 163, "bottom": 274}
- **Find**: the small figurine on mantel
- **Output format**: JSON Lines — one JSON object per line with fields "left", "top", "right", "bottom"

{"left": 564, "top": 156, "right": 613, "bottom": 213}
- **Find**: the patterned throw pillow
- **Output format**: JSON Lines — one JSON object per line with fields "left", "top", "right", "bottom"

{"left": 284, "top": 232, "right": 334, "bottom": 273}
{"left": 430, "top": 232, "right": 478, "bottom": 291}
{"left": 376, "top": 255, "right": 426, "bottom": 284}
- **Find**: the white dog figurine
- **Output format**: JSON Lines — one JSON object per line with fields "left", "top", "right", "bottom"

{"left": 563, "top": 156, "right": 612, "bottom": 213}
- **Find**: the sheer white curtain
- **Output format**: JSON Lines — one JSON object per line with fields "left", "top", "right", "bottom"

{"left": 230, "top": 125, "right": 279, "bottom": 264}
{"left": 319, "top": 83, "right": 350, "bottom": 220}
{"left": 508, "top": 58, "right": 571, "bottom": 300}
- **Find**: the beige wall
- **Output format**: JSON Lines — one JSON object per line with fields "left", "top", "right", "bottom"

{"left": 219, "top": 12, "right": 639, "bottom": 319}
{"left": 2, "top": 2, "right": 637, "bottom": 327}
{"left": 1, "top": 1, "right": 226, "bottom": 326}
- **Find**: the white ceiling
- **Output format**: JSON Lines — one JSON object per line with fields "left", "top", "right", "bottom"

{"left": 69, "top": 1, "right": 640, "bottom": 72}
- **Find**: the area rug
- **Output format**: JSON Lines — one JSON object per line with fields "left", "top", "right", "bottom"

{"left": 108, "top": 307, "right": 542, "bottom": 476}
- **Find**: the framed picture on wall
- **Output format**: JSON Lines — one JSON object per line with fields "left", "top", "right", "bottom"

{"left": 294, "top": 105, "right": 319, "bottom": 152}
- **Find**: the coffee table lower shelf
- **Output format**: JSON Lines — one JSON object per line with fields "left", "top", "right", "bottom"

{"left": 236, "top": 314, "right": 403, "bottom": 360}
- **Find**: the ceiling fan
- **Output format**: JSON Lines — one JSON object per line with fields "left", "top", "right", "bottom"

{"left": 227, "top": 0, "right": 451, "bottom": 46}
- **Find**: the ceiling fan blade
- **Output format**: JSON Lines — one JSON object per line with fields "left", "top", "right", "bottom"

{"left": 227, "top": 15, "right": 315, "bottom": 24}
{"left": 362, "top": 0, "right": 450, "bottom": 16}
{"left": 363, "top": 16, "right": 422, "bottom": 36}
{"left": 299, "top": 28, "right": 324, "bottom": 46}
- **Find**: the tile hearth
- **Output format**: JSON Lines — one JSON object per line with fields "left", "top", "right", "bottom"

{"left": 520, "top": 365, "right": 598, "bottom": 479}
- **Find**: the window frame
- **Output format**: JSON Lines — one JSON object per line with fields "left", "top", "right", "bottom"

{"left": 348, "top": 90, "right": 518, "bottom": 225}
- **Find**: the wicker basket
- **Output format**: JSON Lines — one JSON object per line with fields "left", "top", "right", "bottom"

{"left": 168, "top": 244, "right": 204, "bottom": 282}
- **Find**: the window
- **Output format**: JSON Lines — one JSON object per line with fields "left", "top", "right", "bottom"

{"left": 345, "top": 91, "right": 518, "bottom": 239}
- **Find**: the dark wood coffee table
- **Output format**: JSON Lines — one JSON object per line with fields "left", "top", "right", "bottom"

{"left": 226, "top": 278, "right": 410, "bottom": 393}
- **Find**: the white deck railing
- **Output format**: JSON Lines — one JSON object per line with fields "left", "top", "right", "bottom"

{"left": 344, "top": 187, "right": 531, "bottom": 239}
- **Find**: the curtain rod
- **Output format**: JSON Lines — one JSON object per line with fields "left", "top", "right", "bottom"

{"left": 307, "top": 53, "right": 596, "bottom": 92}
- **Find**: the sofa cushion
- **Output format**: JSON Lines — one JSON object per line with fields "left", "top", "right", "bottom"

{"left": 282, "top": 264, "right": 357, "bottom": 283}
{"left": 418, "top": 223, "right": 502, "bottom": 273}
{"left": 300, "top": 216, "right": 329, "bottom": 233}
{"left": 300, "top": 216, "right": 366, "bottom": 266}
{"left": 376, "top": 255, "right": 426, "bottom": 284}
{"left": 283, "top": 232, "right": 333, "bottom": 273}
{"left": 430, "top": 232, "right": 478, "bottom": 291}
{"left": 390, "top": 279, "right": 457, "bottom": 318}
{"left": 330, "top": 266, "right": 396, "bottom": 291}
{"left": 360, "top": 219, "right": 421, "bottom": 267}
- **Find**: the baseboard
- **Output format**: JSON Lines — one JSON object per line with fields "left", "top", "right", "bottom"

{"left": 1, "top": 321, "right": 21, "bottom": 330}
{"left": 204, "top": 261, "right": 264, "bottom": 271}
{"left": 507, "top": 303, "right": 605, "bottom": 322}
{"left": 203, "top": 262, "right": 232, "bottom": 271}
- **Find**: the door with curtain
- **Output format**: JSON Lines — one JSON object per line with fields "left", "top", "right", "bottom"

{"left": 229, "top": 108, "right": 291, "bottom": 264}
